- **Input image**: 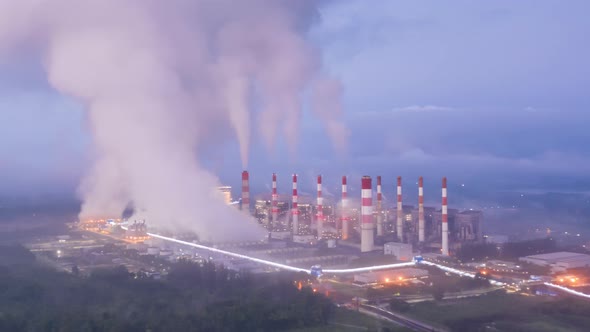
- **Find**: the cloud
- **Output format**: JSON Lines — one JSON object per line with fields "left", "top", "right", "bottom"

{"left": 391, "top": 105, "right": 456, "bottom": 113}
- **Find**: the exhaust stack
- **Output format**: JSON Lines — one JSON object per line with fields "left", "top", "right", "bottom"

{"left": 292, "top": 174, "right": 299, "bottom": 235}
{"left": 442, "top": 177, "right": 449, "bottom": 256}
{"left": 341, "top": 176, "right": 349, "bottom": 240}
{"left": 396, "top": 176, "right": 403, "bottom": 241}
{"left": 271, "top": 173, "right": 278, "bottom": 226}
{"left": 317, "top": 175, "right": 324, "bottom": 238}
{"left": 376, "top": 176, "right": 383, "bottom": 236}
{"left": 241, "top": 171, "right": 250, "bottom": 211}
{"left": 419, "top": 177, "right": 425, "bottom": 242}
{"left": 361, "top": 176, "right": 374, "bottom": 252}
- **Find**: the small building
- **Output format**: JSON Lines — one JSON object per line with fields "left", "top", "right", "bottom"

{"left": 520, "top": 252, "right": 590, "bottom": 273}
{"left": 293, "top": 234, "right": 316, "bottom": 246}
{"left": 384, "top": 242, "right": 413, "bottom": 261}
{"left": 270, "top": 231, "right": 291, "bottom": 240}
{"left": 354, "top": 268, "right": 429, "bottom": 284}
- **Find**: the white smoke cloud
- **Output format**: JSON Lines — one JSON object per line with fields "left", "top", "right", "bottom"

{"left": 0, "top": 0, "right": 346, "bottom": 241}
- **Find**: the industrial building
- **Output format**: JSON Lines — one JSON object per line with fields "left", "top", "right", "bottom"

{"left": 384, "top": 242, "right": 413, "bottom": 261}
{"left": 217, "top": 186, "right": 232, "bottom": 205}
{"left": 520, "top": 252, "right": 590, "bottom": 273}
{"left": 353, "top": 268, "right": 429, "bottom": 284}
{"left": 125, "top": 221, "right": 149, "bottom": 242}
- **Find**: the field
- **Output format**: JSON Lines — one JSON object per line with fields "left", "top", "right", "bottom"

{"left": 292, "top": 307, "right": 411, "bottom": 332}
{"left": 401, "top": 291, "right": 590, "bottom": 331}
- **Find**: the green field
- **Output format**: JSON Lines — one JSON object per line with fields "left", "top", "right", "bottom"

{"left": 291, "top": 308, "right": 411, "bottom": 332}
{"left": 400, "top": 291, "right": 590, "bottom": 331}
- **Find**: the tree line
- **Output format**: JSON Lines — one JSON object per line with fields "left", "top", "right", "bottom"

{"left": 0, "top": 245, "right": 333, "bottom": 331}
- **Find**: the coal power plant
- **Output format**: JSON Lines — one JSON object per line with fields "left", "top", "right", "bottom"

{"left": 240, "top": 171, "right": 483, "bottom": 256}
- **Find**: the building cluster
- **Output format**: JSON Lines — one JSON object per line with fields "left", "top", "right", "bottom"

{"left": 125, "top": 220, "right": 149, "bottom": 242}
{"left": 520, "top": 252, "right": 590, "bottom": 273}
{"left": 238, "top": 171, "right": 483, "bottom": 256}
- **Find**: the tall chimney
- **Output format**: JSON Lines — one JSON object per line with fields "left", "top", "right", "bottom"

{"left": 418, "top": 176, "right": 425, "bottom": 243}
{"left": 241, "top": 171, "right": 250, "bottom": 211}
{"left": 341, "top": 176, "right": 349, "bottom": 240}
{"left": 292, "top": 174, "right": 299, "bottom": 235}
{"left": 317, "top": 175, "right": 324, "bottom": 238}
{"left": 376, "top": 176, "right": 383, "bottom": 236}
{"left": 396, "top": 176, "right": 403, "bottom": 241}
{"left": 442, "top": 177, "right": 449, "bottom": 256}
{"left": 271, "top": 173, "right": 278, "bottom": 227}
{"left": 361, "top": 176, "right": 374, "bottom": 252}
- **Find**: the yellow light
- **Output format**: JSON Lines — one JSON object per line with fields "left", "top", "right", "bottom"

{"left": 385, "top": 278, "right": 390, "bottom": 283}
{"left": 398, "top": 276, "right": 403, "bottom": 281}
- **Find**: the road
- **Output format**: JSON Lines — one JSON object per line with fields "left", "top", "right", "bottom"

{"left": 360, "top": 304, "right": 444, "bottom": 332}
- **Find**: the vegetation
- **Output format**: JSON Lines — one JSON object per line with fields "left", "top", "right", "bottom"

{"left": 456, "top": 237, "right": 557, "bottom": 262}
{"left": 0, "top": 245, "right": 334, "bottom": 331}
{"left": 402, "top": 291, "right": 590, "bottom": 331}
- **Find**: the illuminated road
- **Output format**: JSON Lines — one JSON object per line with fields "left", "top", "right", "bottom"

{"left": 544, "top": 282, "right": 590, "bottom": 299}
{"left": 147, "top": 231, "right": 415, "bottom": 274}
{"left": 140, "top": 230, "right": 590, "bottom": 301}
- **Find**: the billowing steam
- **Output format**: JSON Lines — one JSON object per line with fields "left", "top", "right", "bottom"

{"left": 0, "top": 0, "right": 346, "bottom": 241}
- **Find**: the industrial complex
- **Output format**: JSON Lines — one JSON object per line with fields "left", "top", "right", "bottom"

{"left": 242, "top": 171, "right": 483, "bottom": 257}
{"left": 29, "top": 169, "right": 588, "bottom": 327}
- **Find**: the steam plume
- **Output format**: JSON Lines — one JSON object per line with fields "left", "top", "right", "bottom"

{"left": 0, "top": 0, "right": 346, "bottom": 241}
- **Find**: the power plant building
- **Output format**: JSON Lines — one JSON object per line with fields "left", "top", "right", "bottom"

{"left": 384, "top": 242, "right": 413, "bottom": 261}
{"left": 217, "top": 186, "right": 232, "bottom": 205}
{"left": 240, "top": 171, "right": 483, "bottom": 256}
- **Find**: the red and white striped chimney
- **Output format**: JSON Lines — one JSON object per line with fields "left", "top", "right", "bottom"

{"left": 241, "top": 171, "right": 250, "bottom": 211}
{"left": 396, "top": 176, "right": 403, "bottom": 241}
{"left": 317, "top": 175, "right": 324, "bottom": 237}
{"left": 292, "top": 174, "right": 299, "bottom": 235}
{"left": 442, "top": 177, "right": 449, "bottom": 256}
{"left": 376, "top": 176, "right": 383, "bottom": 236}
{"left": 341, "top": 176, "right": 349, "bottom": 240}
{"left": 361, "top": 176, "right": 374, "bottom": 252}
{"left": 271, "top": 173, "right": 278, "bottom": 226}
{"left": 418, "top": 176, "right": 425, "bottom": 243}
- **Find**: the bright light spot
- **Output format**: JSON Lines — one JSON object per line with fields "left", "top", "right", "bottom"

{"left": 461, "top": 184, "right": 465, "bottom": 187}
{"left": 385, "top": 278, "right": 390, "bottom": 283}
{"left": 398, "top": 276, "right": 403, "bottom": 281}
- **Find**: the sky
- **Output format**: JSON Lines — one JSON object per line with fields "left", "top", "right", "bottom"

{"left": 1, "top": 0, "right": 589, "bottom": 205}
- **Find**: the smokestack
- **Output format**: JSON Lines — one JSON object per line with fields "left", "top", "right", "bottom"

{"left": 442, "top": 177, "right": 449, "bottom": 256}
{"left": 271, "top": 173, "right": 278, "bottom": 226}
{"left": 397, "top": 176, "right": 403, "bottom": 242}
{"left": 317, "top": 175, "right": 324, "bottom": 238}
{"left": 376, "top": 176, "right": 383, "bottom": 236}
{"left": 418, "top": 176, "right": 425, "bottom": 243}
{"left": 241, "top": 171, "right": 250, "bottom": 211}
{"left": 341, "top": 176, "right": 349, "bottom": 240}
{"left": 361, "top": 176, "right": 374, "bottom": 252}
{"left": 292, "top": 174, "right": 299, "bottom": 235}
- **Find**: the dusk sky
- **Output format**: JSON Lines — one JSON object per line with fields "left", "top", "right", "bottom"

{"left": 1, "top": 0, "right": 589, "bottom": 202}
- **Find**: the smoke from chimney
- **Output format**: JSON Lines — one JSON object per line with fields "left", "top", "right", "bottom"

{"left": 0, "top": 1, "right": 346, "bottom": 241}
